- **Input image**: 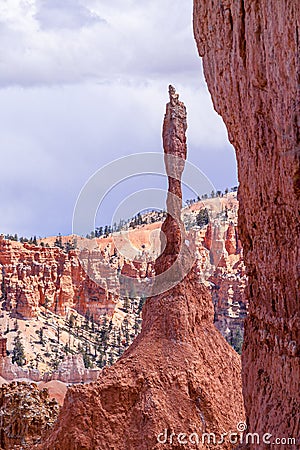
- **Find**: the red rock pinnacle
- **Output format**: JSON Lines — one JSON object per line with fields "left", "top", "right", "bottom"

{"left": 36, "top": 87, "right": 244, "bottom": 450}
{"left": 155, "top": 85, "right": 191, "bottom": 278}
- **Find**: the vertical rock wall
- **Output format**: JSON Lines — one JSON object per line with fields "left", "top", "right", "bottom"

{"left": 193, "top": 0, "right": 300, "bottom": 446}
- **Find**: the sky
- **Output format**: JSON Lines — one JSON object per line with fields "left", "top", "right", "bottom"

{"left": 0, "top": 0, "right": 238, "bottom": 238}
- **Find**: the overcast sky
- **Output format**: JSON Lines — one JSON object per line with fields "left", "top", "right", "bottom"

{"left": 0, "top": 0, "right": 238, "bottom": 238}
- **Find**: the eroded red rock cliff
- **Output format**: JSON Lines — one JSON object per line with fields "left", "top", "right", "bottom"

{"left": 0, "top": 238, "right": 115, "bottom": 321}
{"left": 194, "top": 1, "right": 300, "bottom": 446}
{"left": 36, "top": 86, "right": 244, "bottom": 450}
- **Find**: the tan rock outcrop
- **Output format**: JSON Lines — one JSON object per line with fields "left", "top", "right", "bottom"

{"left": 194, "top": 1, "right": 300, "bottom": 446}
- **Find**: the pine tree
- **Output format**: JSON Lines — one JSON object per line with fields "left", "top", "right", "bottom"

{"left": 37, "top": 328, "right": 44, "bottom": 345}
{"left": 82, "top": 346, "right": 92, "bottom": 368}
{"left": 12, "top": 332, "right": 25, "bottom": 366}
{"left": 54, "top": 233, "right": 63, "bottom": 249}
{"left": 137, "top": 295, "right": 146, "bottom": 314}
{"left": 108, "top": 351, "right": 114, "bottom": 366}
{"left": 134, "top": 316, "right": 140, "bottom": 334}
{"left": 68, "top": 313, "right": 76, "bottom": 329}
{"left": 232, "top": 327, "right": 243, "bottom": 355}
{"left": 123, "top": 296, "right": 130, "bottom": 312}
{"left": 117, "top": 330, "right": 122, "bottom": 356}
{"left": 196, "top": 208, "right": 209, "bottom": 228}
{"left": 56, "top": 324, "right": 60, "bottom": 345}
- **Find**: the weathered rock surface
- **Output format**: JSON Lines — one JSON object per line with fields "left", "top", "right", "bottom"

{"left": 0, "top": 380, "right": 59, "bottom": 449}
{"left": 36, "top": 86, "right": 244, "bottom": 450}
{"left": 37, "top": 273, "right": 244, "bottom": 450}
{"left": 194, "top": 0, "right": 300, "bottom": 446}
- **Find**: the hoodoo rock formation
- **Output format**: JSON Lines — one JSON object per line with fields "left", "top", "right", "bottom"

{"left": 0, "top": 237, "right": 116, "bottom": 321}
{"left": 37, "top": 87, "right": 244, "bottom": 449}
{"left": 155, "top": 85, "right": 192, "bottom": 284}
{"left": 194, "top": 1, "right": 300, "bottom": 447}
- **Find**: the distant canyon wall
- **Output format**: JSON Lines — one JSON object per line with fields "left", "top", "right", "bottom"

{"left": 0, "top": 213, "right": 247, "bottom": 343}
{"left": 0, "top": 237, "right": 116, "bottom": 321}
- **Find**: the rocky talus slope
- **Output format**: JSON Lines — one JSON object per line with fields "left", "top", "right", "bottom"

{"left": 194, "top": 0, "right": 300, "bottom": 446}
{"left": 36, "top": 88, "right": 244, "bottom": 449}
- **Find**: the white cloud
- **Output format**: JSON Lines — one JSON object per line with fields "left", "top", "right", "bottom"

{"left": 35, "top": 0, "right": 105, "bottom": 30}
{"left": 0, "top": 0, "right": 237, "bottom": 236}
{"left": 0, "top": 0, "right": 200, "bottom": 87}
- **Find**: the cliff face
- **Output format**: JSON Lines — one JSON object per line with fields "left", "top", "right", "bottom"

{"left": 194, "top": 0, "right": 300, "bottom": 445}
{"left": 36, "top": 87, "right": 244, "bottom": 450}
{"left": 0, "top": 238, "right": 115, "bottom": 321}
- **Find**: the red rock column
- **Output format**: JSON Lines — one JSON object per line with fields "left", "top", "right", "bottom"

{"left": 155, "top": 85, "right": 190, "bottom": 277}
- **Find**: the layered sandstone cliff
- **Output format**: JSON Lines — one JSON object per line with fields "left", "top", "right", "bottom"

{"left": 36, "top": 87, "right": 244, "bottom": 450}
{"left": 0, "top": 238, "right": 116, "bottom": 321}
{"left": 194, "top": 1, "right": 300, "bottom": 447}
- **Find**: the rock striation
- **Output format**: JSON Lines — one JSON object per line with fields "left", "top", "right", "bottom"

{"left": 194, "top": 1, "right": 300, "bottom": 446}
{"left": 36, "top": 86, "right": 244, "bottom": 450}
